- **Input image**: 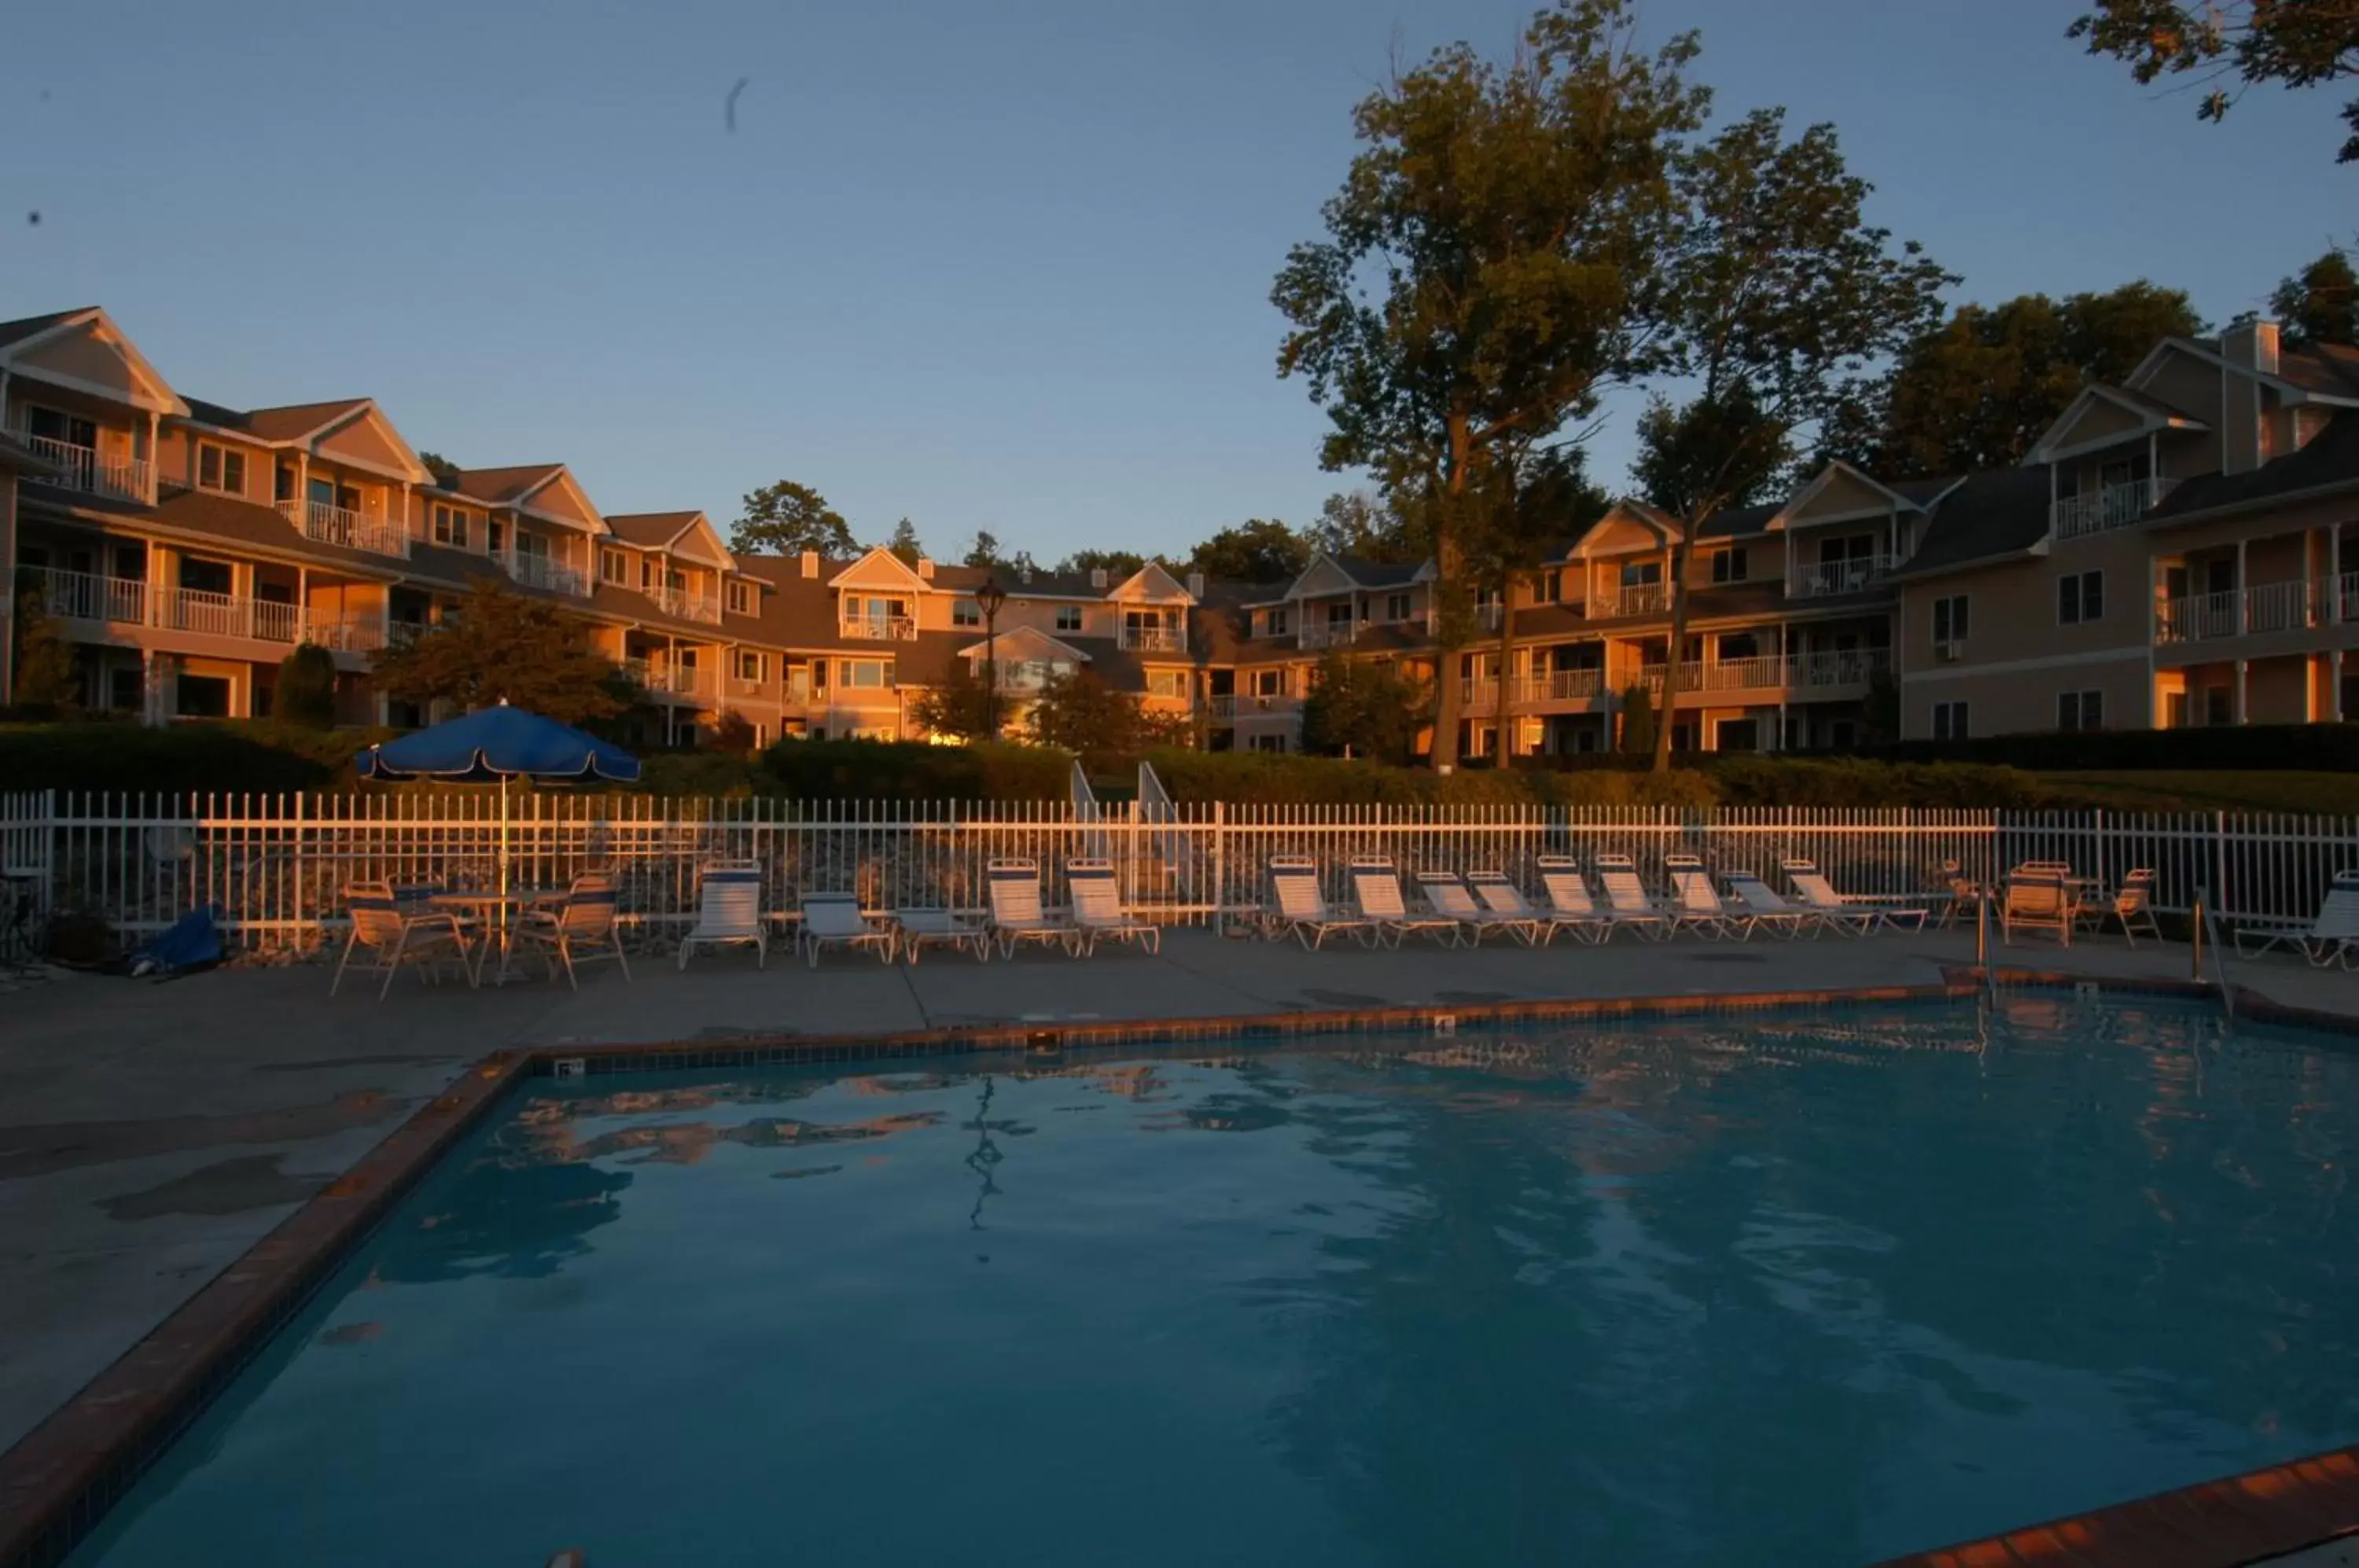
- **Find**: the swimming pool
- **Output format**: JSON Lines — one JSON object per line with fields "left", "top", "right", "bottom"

{"left": 65, "top": 998, "right": 2359, "bottom": 1566}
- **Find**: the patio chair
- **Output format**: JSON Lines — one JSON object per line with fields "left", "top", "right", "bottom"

{"left": 1783, "top": 858, "right": 1930, "bottom": 937}
{"left": 986, "top": 858, "right": 1077, "bottom": 959}
{"left": 2235, "top": 869, "right": 2359, "bottom": 968}
{"left": 1351, "top": 858, "right": 1463, "bottom": 948}
{"left": 1267, "top": 856, "right": 1377, "bottom": 950}
{"left": 2000, "top": 870, "right": 2074, "bottom": 948}
{"left": 513, "top": 873, "right": 631, "bottom": 989}
{"left": 678, "top": 860, "right": 767, "bottom": 970}
{"left": 892, "top": 907, "right": 989, "bottom": 964}
{"left": 1067, "top": 858, "right": 1161, "bottom": 956}
{"left": 1720, "top": 869, "right": 1817, "bottom": 940}
{"left": 332, "top": 880, "right": 477, "bottom": 999}
{"left": 798, "top": 892, "right": 896, "bottom": 968}
{"left": 1465, "top": 869, "right": 1550, "bottom": 946}
{"left": 1417, "top": 869, "right": 1538, "bottom": 946}
{"left": 1533, "top": 856, "right": 1614, "bottom": 945}
{"left": 2078, "top": 867, "right": 2163, "bottom": 948}
{"left": 1592, "top": 854, "right": 1675, "bottom": 942}
{"left": 1662, "top": 854, "right": 1739, "bottom": 940}
{"left": 1935, "top": 859, "right": 1986, "bottom": 929}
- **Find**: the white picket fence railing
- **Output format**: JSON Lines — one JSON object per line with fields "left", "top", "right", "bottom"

{"left": 3, "top": 793, "right": 2354, "bottom": 950}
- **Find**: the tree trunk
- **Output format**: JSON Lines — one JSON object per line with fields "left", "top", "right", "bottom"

{"left": 1652, "top": 536, "right": 1688, "bottom": 774}
{"left": 1491, "top": 579, "right": 1517, "bottom": 768}
{"left": 1430, "top": 415, "right": 1471, "bottom": 771}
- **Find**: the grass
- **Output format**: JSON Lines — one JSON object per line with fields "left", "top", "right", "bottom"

{"left": 2037, "top": 771, "right": 2359, "bottom": 815}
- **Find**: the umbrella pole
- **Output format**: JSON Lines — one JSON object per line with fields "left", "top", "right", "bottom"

{"left": 499, "top": 775, "right": 510, "bottom": 903}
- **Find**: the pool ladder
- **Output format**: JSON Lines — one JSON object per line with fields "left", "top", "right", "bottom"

{"left": 2191, "top": 885, "right": 2236, "bottom": 1026}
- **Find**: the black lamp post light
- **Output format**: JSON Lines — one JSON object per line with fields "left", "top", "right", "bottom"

{"left": 976, "top": 575, "right": 1008, "bottom": 738}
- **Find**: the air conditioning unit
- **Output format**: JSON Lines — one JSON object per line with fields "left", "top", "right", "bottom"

{"left": 1934, "top": 639, "right": 1964, "bottom": 664}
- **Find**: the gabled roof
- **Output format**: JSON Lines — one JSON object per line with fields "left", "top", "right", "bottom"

{"left": 2026, "top": 382, "right": 2209, "bottom": 463}
{"left": 0, "top": 307, "right": 90, "bottom": 352}
{"left": 2129, "top": 333, "right": 2359, "bottom": 407}
{"left": 2145, "top": 409, "right": 2359, "bottom": 525}
{"left": 2279, "top": 343, "right": 2359, "bottom": 400}
{"left": 955, "top": 624, "right": 1091, "bottom": 664}
{"left": 443, "top": 463, "right": 566, "bottom": 506}
{"left": 827, "top": 545, "right": 931, "bottom": 592}
{"left": 0, "top": 306, "right": 188, "bottom": 417}
{"left": 1769, "top": 460, "right": 1931, "bottom": 529}
{"left": 607, "top": 510, "right": 736, "bottom": 569}
{"left": 1883, "top": 469, "right": 2055, "bottom": 581}
{"left": 1110, "top": 561, "right": 1195, "bottom": 602}
{"left": 238, "top": 398, "right": 374, "bottom": 443}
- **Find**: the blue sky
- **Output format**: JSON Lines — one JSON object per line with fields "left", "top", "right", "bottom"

{"left": 6, "top": 1, "right": 2346, "bottom": 564}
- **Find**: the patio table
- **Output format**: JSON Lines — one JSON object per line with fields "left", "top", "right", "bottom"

{"left": 431, "top": 889, "right": 568, "bottom": 985}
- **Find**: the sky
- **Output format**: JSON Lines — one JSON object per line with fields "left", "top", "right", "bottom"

{"left": 5, "top": 1, "right": 2348, "bottom": 566}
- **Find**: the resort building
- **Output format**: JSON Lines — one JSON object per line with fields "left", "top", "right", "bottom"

{"left": 3, "top": 304, "right": 2354, "bottom": 751}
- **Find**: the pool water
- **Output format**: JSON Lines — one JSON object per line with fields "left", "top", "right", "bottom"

{"left": 70, "top": 1000, "right": 2359, "bottom": 1566}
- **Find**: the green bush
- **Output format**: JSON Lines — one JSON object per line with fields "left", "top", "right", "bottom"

{"left": 756, "top": 738, "right": 1072, "bottom": 803}
{"left": 1861, "top": 723, "right": 2359, "bottom": 772}
{"left": 1142, "top": 749, "right": 1721, "bottom": 809}
{"left": 1703, "top": 756, "right": 2052, "bottom": 810}
{"left": 270, "top": 644, "right": 340, "bottom": 729}
{"left": 0, "top": 719, "right": 389, "bottom": 797}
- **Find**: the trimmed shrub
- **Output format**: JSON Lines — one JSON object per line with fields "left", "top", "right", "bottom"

{"left": 1141, "top": 749, "right": 1720, "bottom": 810}
{"left": 1855, "top": 723, "right": 2359, "bottom": 773}
{"left": 1704, "top": 756, "right": 2052, "bottom": 810}
{"left": 756, "top": 738, "right": 1072, "bottom": 803}
{"left": 0, "top": 720, "right": 388, "bottom": 797}
{"left": 270, "top": 644, "right": 340, "bottom": 730}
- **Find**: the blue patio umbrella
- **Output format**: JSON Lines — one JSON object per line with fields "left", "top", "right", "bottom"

{"left": 356, "top": 701, "right": 639, "bottom": 896}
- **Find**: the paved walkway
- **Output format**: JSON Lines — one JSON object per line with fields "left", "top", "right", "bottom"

{"left": 2, "top": 925, "right": 2352, "bottom": 1455}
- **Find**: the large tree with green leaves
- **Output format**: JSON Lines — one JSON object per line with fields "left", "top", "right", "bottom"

{"left": 1305, "top": 491, "right": 1424, "bottom": 565}
{"left": 2269, "top": 247, "right": 2359, "bottom": 346}
{"left": 1299, "top": 652, "right": 1430, "bottom": 764}
{"left": 1822, "top": 282, "right": 2205, "bottom": 477}
{"left": 1185, "top": 520, "right": 1311, "bottom": 583}
{"left": 2069, "top": 1, "right": 2359, "bottom": 162}
{"left": 908, "top": 660, "right": 999, "bottom": 743}
{"left": 1056, "top": 548, "right": 1150, "bottom": 579}
{"left": 1634, "top": 107, "right": 1951, "bottom": 772}
{"left": 9, "top": 584, "right": 80, "bottom": 712}
{"left": 1026, "top": 667, "right": 1148, "bottom": 756}
{"left": 731, "top": 480, "right": 858, "bottom": 558}
{"left": 883, "top": 517, "right": 926, "bottom": 565}
{"left": 270, "top": 643, "right": 340, "bottom": 729}
{"left": 1462, "top": 445, "right": 1607, "bottom": 764}
{"left": 1273, "top": 0, "right": 1707, "bottom": 769}
{"left": 962, "top": 530, "right": 1015, "bottom": 571}
{"left": 370, "top": 580, "right": 633, "bottom": 727}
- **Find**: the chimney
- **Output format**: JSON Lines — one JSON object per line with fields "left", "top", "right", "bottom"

{"left": 917, "top": 555, "right": 935, "bottom": 580}
{"left": 1019, "top": 562, "right": 1033, "bottom": 584}
{"left": 1185, "top": 570, "right": 1205, "bottom": 598}
{"left": 1090, "top": 567, "right": 1109, "bottom": 590}
{"left": 2222, "top": 318, "right": 2280, "bottom": 376}
{"left": 800, "top": 550, "right": 819, "bottom": 579}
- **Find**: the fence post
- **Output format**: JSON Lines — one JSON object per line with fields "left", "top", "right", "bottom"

{"left": 40, "top": 787, "right": 56, "bottom": 922}
{"left": 2214, "top": 811, "right": 2229, "bottom": 926}
{"left": 1210, "top": 800, "right": 1226, "bottom": 930}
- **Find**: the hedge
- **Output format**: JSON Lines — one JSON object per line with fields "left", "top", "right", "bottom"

{"left": 0, "top": 720, "right": 387, "bottom": 796}
{"left": 1143, "top": 748, "right": 1720, "bottom": 808}
{"left": 754, "top": 738, "right": 1073, "bottom": 802}
{"left": 1852, "top": 723, "right": 2359, "bottom": 773}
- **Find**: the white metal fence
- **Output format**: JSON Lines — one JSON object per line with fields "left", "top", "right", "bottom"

{"left": 2, "top": 792, "right": 2354, "bottom": 950}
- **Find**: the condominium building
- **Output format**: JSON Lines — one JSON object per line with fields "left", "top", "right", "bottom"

{"left": 3, "top": 304, "right": 2353, "bottom": 753}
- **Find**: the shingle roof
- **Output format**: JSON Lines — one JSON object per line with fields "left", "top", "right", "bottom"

{"left": 1695, "top": 501, "right": 1781, "bottom": 539}
{"left": 2146, "top": 410, "right": 2359, "bottom": 523}
{"left": 1886, "top": 469, "right": 2055, "bottom": 580}
{"left": 446, "top": 464, "right": 565, "bottom": 506}
{"left": 0, "top": 307, "right": 90, "bottom": 352}
{"left": 2278, "top": 344, "right": 2359, "bottom": 399}
{"left": 179, "top": 396, "right": 372, "bottom": 442}
{"left": 0, "top": 431, "right": 57, "bottom": 475}
{"left": 602, "top": 512, "right": 702, "bottom": 548}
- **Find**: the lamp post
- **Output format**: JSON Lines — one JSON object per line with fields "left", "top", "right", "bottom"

{"left": 977, "top": 575, "right": 1008, "bottom": 739}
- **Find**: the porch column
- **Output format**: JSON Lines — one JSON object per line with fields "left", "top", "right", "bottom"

{"left": 296, "top": 566, "right": 310, "bottom": 643}
{"left": 2235, "top": 657, "right": 2249, "bottom": 724}
{"left": 2235, "top": 540, "right": 2249, "bottom": 634}
{"left": 2335, "top": 650, "right": 2346, "bottom": 722}
{"left": 144, "top": 410, "right": 159, "bottom": 502}
{"left": 2334, "top": 527, "right": 2346, "bottom": 624}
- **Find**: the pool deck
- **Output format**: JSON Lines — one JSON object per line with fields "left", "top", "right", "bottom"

{"left": 3, "top": 924, "right": 2356, "bottom": 1565}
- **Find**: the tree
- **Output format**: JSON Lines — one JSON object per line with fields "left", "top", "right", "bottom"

{"left": 370, "top": 580, "right": 633, "bottom": 726}
{"left": 2269, "top": 248, "right": 2359, "bottom": 347}
{"left": 2069, "top": 1, "right": 2359, "bottom": 163}
{"left": 1861, "top": 667, "right": 1901, "bottom": 747}
{"left": 1273, "top": 0, "right": 1707, "bottom": 769}
{"left": 1305, "top": 491, "right": 1423, "bottom": 565}
{"left": 1461, "top": 445, "right": 1608, "bottom": 764}
{"left": 708, "top": 709, "right": 759, "bottom": 757}
{"left": 884, "top": 517, "right": 926, "bottom": 565}
{"left": 271, "top": 643, "right": 339, "bottom": 728}
{"left": 416, "top": 450, "right": 462, "bottom": 488}
{"left": 9, "top": 583, "right": 80, "bottom": 712}
{"left": 731, "top": 480, "right": 858, "bottom": 558}
{"left": 1636, "top": 107, "right": 1951, "bottom": 772}
{"left": 962, "top": 530, "right": 1017, "bottom": 570}
{"left": 1823, "top": 282, "right": 2206, "bottom": 477}
{"left": 908, "top": 660, "right": 999, "bottom": 743}
{"left": 1184, "top": 520, "right": 1311, "bottom": 583}
{"left": 1299, "top": 653, "right": 1429, "bottom": 763}
{"left": 1055, "top": 548, "right": 1149, "bottom": 579}
{"left": 1026, "top": 668, "right": 1146, "bottom": 755}
{"left": 1616, "top": 682, "right": 1656, "bottom": 756}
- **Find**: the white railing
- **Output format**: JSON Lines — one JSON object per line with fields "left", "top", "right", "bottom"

{"left": 2053, "top": 476, "right": 2177, "bottom": 540}
{"left": 2158, "top": 578, "right": 2333, "bottom": 644}
{"left": 649, "top": 584, "right": 723, "bottom": 624}
{"left": 1118, "top": 622, "right": 1188, "bottom": 653}
{"left": 2343, "top": 571, "right": 2359, "bottom": 624}
{"left": 840, "top": 613, "right": 918, "bottom": 642}
{"left": 274, "top": 499, "right": 411, "bottom": 560}
{"left": 34, "top": 567, "right": 394, "bottom": 651}
{"left": 13, "top": 431, "right": 152, "bottom": 503}
{"left": 35, "top": 567, "right": 148, "bottom": 627}
{"left": 499, "top": 548, "right": 589, "bottom": 597}
{"left": 1792, "top": 648, "right": 1888, "bottom": 689}
{"left": 13, "top": 793, "right": 2356, "bottom": 948}
{"left": 1595, "top": 583, "right": 1668, "bottom": 619}
{"left": 1698, "top": 656, "right": 1786, "bottom": 692}
{"left": 1297, "top": 619, "right": 1362, "bottom": 650}
{"left": 1794, "top": 554, "right": 1895, "bottom": 598}
{"left": 620, "top": 659, "right": 715, "bottom": 700}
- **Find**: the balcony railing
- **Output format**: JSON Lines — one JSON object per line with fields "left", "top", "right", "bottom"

{"left": 2158, "top": 577, "right": 2340, "bottom": 644}
{"left": 649, "top": 584, "right": 723, "bottom": 624}
{"left": 1625, "top": 650, "right": 1892, "bottom": 698}
{"left": 621, "top": 659, "right": 716, "bottom": 701}
{"left": 1794, "top": 554, "right": 1895, "bottom": 598}
{"left": 1117, "top": 621, "right": 1188, "bottom": 653}
{"left": 2053, "top": 476, "right": 2177, "bottom": 540}
{"left": 499, "top": 548, "right": 589, "bottom": 598}
{"left": 840, "top": 613, "right": 918, "bottom": 641}
{"left": 32, "top": 567, "right": 391, "bottom": 651}
{"left": 1792, "top": 648, "right": 1888, "bottom": 689}
{"left": 1297, "top": 619, "right": 1363, "bottom": 650}
{"left": 35, "top": 568, "right": 148, "bottom": 627}
{"left": 273, "top": 498, "right": 411, "bottom": 560}
{"left": 11, "top": 432, "right": 152, "bottom": 504}
{"left": 1209, "top": 693, "right": 1299, "bottom": 720}
{"left": 1595, "top": 583, "right": 1667, "bottom": 618}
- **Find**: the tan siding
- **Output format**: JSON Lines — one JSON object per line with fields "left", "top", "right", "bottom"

{"left": 14, "top": 327, "right": 147, "bottom": 403}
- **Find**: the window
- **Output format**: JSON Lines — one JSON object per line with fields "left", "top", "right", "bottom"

{"left": 197, "top": 444, "right": 246, "bottom": 496}
{"left": 109, "top": 667, "right": 143, "bottom": 714}
{"left": 487, "top": 519, "right": 506, "bottom": 554}
{"left": 1383, "top": 591, "right": 1412, "bottom": 622}
{"left": 727, "top": 580, "right": 756, "bottom": 616}
{"left": 1931, "top": 594, "right": 1969, "bottom": 649}
{"left": 1621, "top": 560, "right": 1661, "bottom": 586}
{"left": 841, "top": 659, "right": 889, "bottom": 689}
{"left": 601, "top": 548, "right": 631, "bottom": 586}
{"left": 734, "top": 650, "right": 767, "bottom": 682}
{"left": 1249, "top": 733, "right": 1288, "bottom": 754}
{"left": 1717, "top": 632, "right": 1759, "bottom": 661}
{"left": 1264, "top": 608, "right": 1290, "bottom": 637}
{"left": 1711, "top": 547, "right": 1748, "bottom": 583}
{"left": 953, "top": 598, "right": 981, "bottom": 628}
{"left": 2057, "top": 690, "right": 2104, "bottom": 731}
{"left": 1146, "top": 669, "right": 1188, "bottom": 699}
{"left": 432, "top": 505, "right": 471, "bottom": 549}
{"left": 2057, "top": 570, "right": 2103, "bottom": 624}
{"left": 1328, "top": 598, "right": 1356, "bottom": 626}
{"left": 1054, "top": 605, "right": 1084, "bottom": 632}
{"left": 1251, "top": 668, "right": 1286, "bottom": 698}
{"left": 1536, "top": 570, "right": 1562, "bottom": 604}
{"left": 175, "top": 674, "right": 232, "bottom": 720}
{"left": 1932, "top": 701, "right": 1968, "bottom": 741}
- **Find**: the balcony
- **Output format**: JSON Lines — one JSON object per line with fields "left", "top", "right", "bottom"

{"left": 1117, "top": 621, "right": 1188, "bottom": 653}
{"left": 649, "top": 583, "right": 723, "bottom": 624}
{"left": 1794, "top": 554, "right": 1896, "bottom": 599}
{"left": 622, "top": 658, "right": 716, "bottom": 702}
{"left": 1791, "top": 648, "right": 1889, "bottom": 690}
{"left": 1461, "top": 668, "right": 1606, "bottom": 716}
{"left": 2053, "top": 476, "right": 2177, "bottom": 540}
{"left": 32, "top": 567, "right": 391, "bottom": 651}
{"left": 11, "top": 432, "right": 153, "bottom": 504}
{"left": 499, "top": 548, "right": 589, "bottom": 598}
{"left": 1208, "top": 693, "right": 1299, "bottom": 720}
{"left": 1630, "top": 650, "right": 1891, "bottom": 697}
{"left": 1297, "top": 620, "right": 1363, "bottom": 650}
{"left": 2158, "top": 576, "right": 2343, "bottom": 645}
{"left": 1594, "top": 583, "right": 1667, "bottom": 618}
{"left": 840, "top": 612, "right": 918, "bottom": 641}
{"left": 272, "top": 499, "right": 411, "bottom": 560}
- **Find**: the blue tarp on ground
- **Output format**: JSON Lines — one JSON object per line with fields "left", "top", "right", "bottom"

{"left": 131, "top": 905, "right": 221, "bottom": 976}
{"left": 354, "top": 702, "right": 641, "bottom": 783}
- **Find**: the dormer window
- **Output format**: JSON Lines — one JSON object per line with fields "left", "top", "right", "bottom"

{"left": 1712, "top": 547, "right": 1748, "bottom": 583}
{"left": 1055, "top": 605, "right": 1084, "bottom": 632}
{"left": 601, "top": 547, "right": 632, "bottom": 586}
{"left": 953, "top": 598, "right": 981, "bottom": 628}
{"left": 197, "top": 444, "right": 246, "bottom": 497}
{"left": 1265, "top": 608, "right": 1290, "bottom": 637}
{"left": 432, "top": 504, "right": 472, "bottom": 549}
{"left": 727, "top": 580, "right": 756, "bottom": 616}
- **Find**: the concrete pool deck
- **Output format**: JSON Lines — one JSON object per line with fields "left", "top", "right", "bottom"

{"left": 3, "top": 923, "right": 2357, "bottom": 1562}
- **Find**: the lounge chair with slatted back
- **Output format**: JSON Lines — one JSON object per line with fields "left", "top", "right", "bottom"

{"left": 1533, "top": 856, "right": 1613, "bottom": 945}
{"left": 1352, "top": 858, "right": 1463, "bottom": 948}
{"left": 1415, "top": 869, "right": 1536, "bottom": 946}
{"left": 1068, "top": 857, "right": 1161, "bottom": 956}
{"left": 1662, "top": 854, "right": 1738, "bottom": 940}
{"left": 1268, "top": 856, "right": 1375, "bottom": 950}
{"left": 679, "top": 860, "right": 767, "bottom": 969}
{"left": 2236, "top": 869, "right": 2359, "bottom": 968}
{"left": 515, "top": 872, "right": 630, "bottom": 988}
{"left": 1784, "top": 858, "right": 1930, "bottom": 937}
{"left": 986, "top": 857, "right": 1076, "bottom": 959}
{"left": 1464, "top": 869, "right": 1548, "bottom": 946}
{"left": 333, "top": 881, "right": 476, "bottom": 999}
{"left": 1592, "top": 854, "right": 1675, "bottom": 942}
{"left": 1720, "top": 868, "right": 1817, "bottom": 940}
{"left": 1999, "top": 870, "right": 2073, "bottom": 948}
{"left": 799, "top": 892, "right": 897, "bottom": 967}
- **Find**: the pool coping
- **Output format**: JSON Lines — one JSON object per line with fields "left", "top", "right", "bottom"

{"left": 2, "top": 972, "right": 2353, "bottom": 1568}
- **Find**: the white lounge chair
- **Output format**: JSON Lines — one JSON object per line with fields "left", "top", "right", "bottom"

{"left": 1466, "top": 869, "right": 1550, "bottom": 946}
{"left": 1533, "top": 856, "right": 1613, "bottom": 945}
{"left": 678, "top": 860, "right": 768, "bottom": 969}
{"left": 1268, "top": 856, "right": 1377, "bottom": 950}
{"left": 2079, "top": 867, "right": 2164, "bottom": 947}
{"left": 2000, "top": 870, "right": 2074, "bottom": 947}
{"left": 1067, "top": 857, "right": 1161, "bottom": 956}
{"left": 513, "top": 872, "right": 631, "bottom": 988}
{"left": 1352, "top": 858, "right": 1463, "bottom": 948}
{"left": 1592, "top": 854, "right": 1674, "bottom": 942}
{"left": 1662, "top": 854, "right": 1738, "bottom": 940}
{"left": 1783, "top": 858, "right": 1929, "bottom": 937}
{"left": 333, "top": 881, "right": 477, "bottom": 999}
{"left": 892, "top": 907, "right": 989, "bottom": 964}
{"left": 798, "top": 892, "right": 896, "bottom": 967}
{"left": 986, "top": 858, "right": 1076, "bottom": 959}
{"left": 1416, "top": 869, "right": 1538, "bottom": 946}
{"left": 1720, "top": 869, "right": 1816, "bottom": 940}
{"left": 2236, "top": 869, "right": 2359, "bottom": 968}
